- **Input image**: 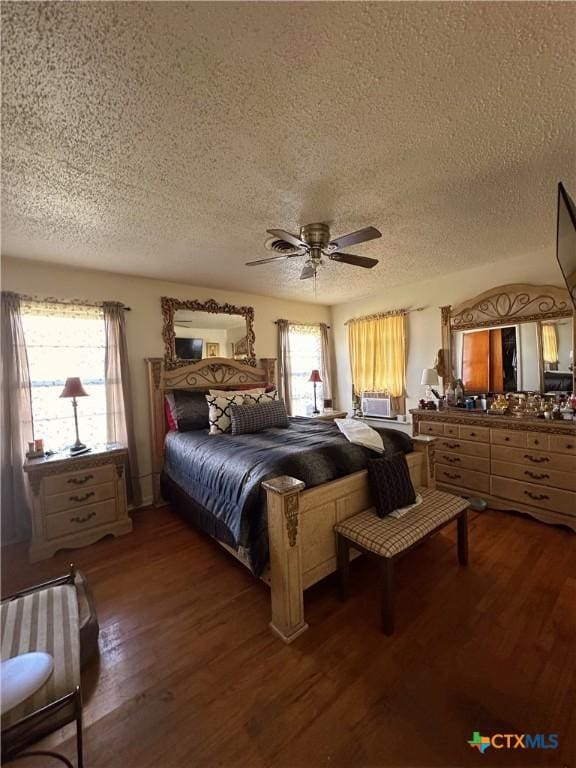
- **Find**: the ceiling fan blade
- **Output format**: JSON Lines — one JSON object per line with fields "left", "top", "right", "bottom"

{"left": 329, "top": 226, "right": 382, "bottom": 251}
{"left": 300, "top": 264, "right": 316, "bottom": 280}
{"left": 245, "top": 254, "right": 296, "bottom": 266}
{"left": 328, "top": 253, "right": 379, "bottom": 269}
{"left": 267, "top": 228, "right": 308, "bottom": 249}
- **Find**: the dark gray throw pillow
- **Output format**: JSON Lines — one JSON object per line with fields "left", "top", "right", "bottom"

{"left": 367, "top": 453, "right": 416, "bottom": 517}
{"left": 173, "top": 390, "right": 210, "bottom": 431}
{"left": 230, "top": 400, "right": 289, "bottom": 435}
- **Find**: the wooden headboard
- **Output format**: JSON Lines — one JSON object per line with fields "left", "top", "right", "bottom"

{"left": 146, "top": 357, "right": 276, "bottom": 505}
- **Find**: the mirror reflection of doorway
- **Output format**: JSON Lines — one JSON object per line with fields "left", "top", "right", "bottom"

{"left": 461, "top": 326, "right": 517, "bottom": 393}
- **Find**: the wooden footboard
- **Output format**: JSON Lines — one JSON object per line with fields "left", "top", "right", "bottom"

{"left": 263, "top": 439, "right": 436, "bottom": 643}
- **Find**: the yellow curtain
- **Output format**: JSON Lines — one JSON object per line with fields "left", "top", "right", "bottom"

{"left": 348, "top": 313, "right": 406, "bottom": 397}
{"left": 542, "top": 324, "right": 558, "bottom": 364}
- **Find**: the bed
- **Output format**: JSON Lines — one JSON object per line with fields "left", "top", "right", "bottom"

{"left": 147, "top": 357, "right": 435, "bottom": 642}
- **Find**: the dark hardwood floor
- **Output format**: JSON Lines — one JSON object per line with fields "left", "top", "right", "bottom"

{"left": 2, "top": 505, "right": 575, "bottom": 768}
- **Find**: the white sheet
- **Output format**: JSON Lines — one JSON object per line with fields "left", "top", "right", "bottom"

{"left": 335, "top": 418, "right": 384, "bottom": 454}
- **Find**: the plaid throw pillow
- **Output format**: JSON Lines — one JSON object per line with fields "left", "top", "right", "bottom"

{"left": 367, "top": 453, "right": 416, "bottom": 517}
{"left": 230, "top": 400, "right": 289, "bottom": 435}
{"left": 205, "top": 394, "right": 244, "bottom": 435}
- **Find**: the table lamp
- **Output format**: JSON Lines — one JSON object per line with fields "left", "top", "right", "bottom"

{"left": 420, "top": 368, "right": 439, "bottom": 400}
{"left": 60, "top": 377, "right": 89, "bottom": 454}
{"left": 308, "top": 369, "right": 322, "bottom": 415}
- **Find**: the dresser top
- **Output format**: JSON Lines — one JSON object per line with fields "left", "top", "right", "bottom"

{"left": 409, "top": 409, "right": 576, "bottom": 434}
{"left": 24, "top": 443, "right": 127, "bottom": 474}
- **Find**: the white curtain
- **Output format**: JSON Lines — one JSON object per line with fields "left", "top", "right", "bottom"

{"left": 277, "top": 319, "right": 292, "bottom": 415}
{"left": 1, "top": 292, "right": 34, "bottom": 543}
{"left": 103, "top": 302, "right": 141, "bottom": 506}
{"left": 319, "top": 322, "right": 333, "bottom": 405}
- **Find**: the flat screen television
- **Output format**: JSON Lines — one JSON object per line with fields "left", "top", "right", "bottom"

{"left": 175, "top": 337, "right": 203, "bottom": 360}
{"left": 556, "top": 181, "right": 576, "bottom": 308}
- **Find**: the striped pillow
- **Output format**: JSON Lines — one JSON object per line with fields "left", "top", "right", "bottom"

{"left": 205, "top": 394, "right": 244, "bottom": 434}
{"left": 230, "top": 400, "right": 289, "bottom": 435}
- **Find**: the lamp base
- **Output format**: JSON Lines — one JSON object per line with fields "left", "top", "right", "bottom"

{"left": 70, "top": 442, "right": 87, "bottom": 455}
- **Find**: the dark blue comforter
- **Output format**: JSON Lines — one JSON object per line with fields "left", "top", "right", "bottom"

{"left": 164, "top": 417, "right": 412, "bottom": 575}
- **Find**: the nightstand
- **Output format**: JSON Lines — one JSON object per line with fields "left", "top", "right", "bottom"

{"left": 24, "top": 444, "right": 132, "bottom": 562}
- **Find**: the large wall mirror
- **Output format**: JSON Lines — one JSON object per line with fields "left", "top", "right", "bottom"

{"left": 162, "top": 297, "right": 255, "bottom": 368}
{"left": 441, "top": 284, "right": 574, "bottom": 394}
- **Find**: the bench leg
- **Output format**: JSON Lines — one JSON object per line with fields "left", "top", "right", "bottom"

{"left": 457, "top": 510, "right": 469, "bottom": 566}
{"left": 381, "top": 558, "right": 395, "bottom": 635}
{"left": 75, "top": 686, "right": 84, "bottom": 768}
{"left": 337, "top": 534, "right": 350, "bottom": 601}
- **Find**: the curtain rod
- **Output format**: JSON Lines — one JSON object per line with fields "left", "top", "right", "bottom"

{"left": 274, "top": 320, "right": 331, "bottom": 329}
{"left": 344, "top": 306, "right": 426, "bottom": 325}
{"left": 15, "top": 293, "right": 132, "bottom": 311}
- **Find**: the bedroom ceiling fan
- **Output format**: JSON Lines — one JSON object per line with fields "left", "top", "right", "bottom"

{"left": 245, "top": 223, "right": 381, "bottom": 280}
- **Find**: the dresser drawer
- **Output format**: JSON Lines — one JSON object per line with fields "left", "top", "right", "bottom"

{"left": 44, "top": 465, "right": 115, "bottom": 496}
{"left": 491, "top": 429, "right": 526, "bottom": 448}
{"left": 526, "top": 433, "right": 549, "bottom": 451}
{"left": 443, "top": 423, "right": 459, "bottom": 437}
{"left": 549, "top": 434, "right": 576, "bottom": 455}
{"left": 491, "top": 460, "right": 576, "bottom": 492}
{"left": 435, "top": 451, "right": 490, "bottom": 474}
{"left": 436, "top": 465, "right": 490, "bottom": 494}
{"left": 44, "top": 481, "right": 115, "bottom": 515}
{"left": 459, "top": 425, "right": 490, "bottom": 443}
{"left": 491, "top": 444, "right": 576, "bottom": 473}
{"left": 436, "top": 437, "right": 490, "bottom": 459}
{"left": 46, "top": 499, "right": 118, "bottom": 540}
{"left": 491, "top": 476, "right": 575, "bottom": 517}
{"left": 419, "top": 421, "right": 444, "bottom": 436}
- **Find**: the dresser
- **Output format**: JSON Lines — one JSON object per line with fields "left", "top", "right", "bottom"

{"left": 410, "top": 410, "right": 576, "bottom": 532}
{"left": 24, "top": 445, "right": 132, "bottom": 561}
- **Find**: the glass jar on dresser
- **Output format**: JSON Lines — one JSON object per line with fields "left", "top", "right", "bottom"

{"left": 410, "top": 409, "right": 576, "bottom": 531}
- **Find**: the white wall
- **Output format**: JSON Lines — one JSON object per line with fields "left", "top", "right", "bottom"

{"left": 330, "top": 252, "right": 566, "bottom": 415}
{"left": 1, "top": 256, "right": 331, "bottom": 505}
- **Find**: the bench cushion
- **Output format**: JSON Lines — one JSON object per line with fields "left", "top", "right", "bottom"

{"left": 335, "top": 488, "right": 469, "bottom": 558}
{"left": 1, "top": 584, "right": 80, "bottom": 729}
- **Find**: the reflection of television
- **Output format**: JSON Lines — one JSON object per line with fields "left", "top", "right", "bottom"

{"left": 556, "top": 182, "right": 576, "bottom": 308}
{"left": 175, "top": 337, "right": 203, "bottom": 360}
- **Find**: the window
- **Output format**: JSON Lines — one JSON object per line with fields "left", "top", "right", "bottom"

{"left": 21, "top": 302, "right": 107, "bottom": 451}
{"left": 288, "top": 324, "right": 323, "bottom": 416}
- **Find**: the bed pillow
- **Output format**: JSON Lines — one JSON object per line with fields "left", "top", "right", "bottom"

{"left": 367, "top": 453, "right": 416, "bottom": 518}
{"left": 229, "top": 400, "right": 289, "bottom": 435}
{"left": 164, "top": 394, "right": 178, "bottom": 431}
{"left": 172, "top": 390, "right": 210, "bottom": 432}
{"left": 205, "top": 394, "right": 244, "bottom": 434}
{"left": 209, "top": 387, "right": 265, "bottom": 397}
{"left": 242, "top": 390, "right": 278, "bottom": 406}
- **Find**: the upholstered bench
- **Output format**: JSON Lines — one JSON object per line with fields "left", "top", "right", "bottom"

{"left": 1, "top": 567, "right": 87, "bottom": 767}
{"left": 335, "top": 488, "right": 470, "bottom": 635}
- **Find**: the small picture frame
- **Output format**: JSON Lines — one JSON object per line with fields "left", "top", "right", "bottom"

{"left": 206, "top": 342, "right": 220, "bottom": 357}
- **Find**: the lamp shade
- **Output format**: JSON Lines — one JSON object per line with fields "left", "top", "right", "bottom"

{"left": 420, "top": 368, "right": 439, "bottom": 386}
{"left": 60, "top": 377, "right": 88, "bottom": 398}
{"left": 308, "top": 369, "right": 322, "bottom": 383}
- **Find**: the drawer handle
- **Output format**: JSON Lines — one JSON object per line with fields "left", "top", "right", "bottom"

{"left": 524, "top": 490, "right": 549, "bottom": 502}
{"left": 67, "top": 474, "right": 94, "bottom": 486}
{"left": 470, "top": 432, "right": 476, "bottom": 437}
{"left": 566, "top": 444, "right": 574, "bottom": 450}
{"left": 444, "top": 472, "right": 462, "bottom": 480}
{"left": 524, "top": 455, "right": 549, "bottom": 464}
{"left": 533, "top": 439, "right": 539, "bottom": 445}
{"left": 70, "top": 511, "right": 96, "bottom": 524}
{"left": 504, "top": 437, "right": 510, "bottom": 442}
{"left": 445, "top": 442, "right": 460, "bottom": 449}
{"left": 69, "top": 491, "right": 95, "bottom": 503}
{"left": 445, "top": 456, "right": 461, "bottom": 464}
{"left": 525, "top": 471, "right": 549, "bottom": 481}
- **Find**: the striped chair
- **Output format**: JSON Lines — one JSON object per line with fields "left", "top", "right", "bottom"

{"left": 335, "top": 488, "right": 470, "bottom": 635}
{"left": 1, "top": 566, "right": 84, "bottom": 767}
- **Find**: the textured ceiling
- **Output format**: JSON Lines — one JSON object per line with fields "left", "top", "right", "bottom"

{"left": 2, "top": 2, "right": 575, "bottom": 305}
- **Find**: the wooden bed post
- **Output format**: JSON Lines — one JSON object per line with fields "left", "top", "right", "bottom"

{"left": 412, "top": 436, "right": 436, "bottom": 489}
{"left": 263, "top": 476, "right": 308, "bottom": 644}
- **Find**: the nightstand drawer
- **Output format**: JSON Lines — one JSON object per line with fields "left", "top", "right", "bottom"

{"left": 46, "top": 499, "right": 118, "bottom": 540}
{"left": 45, "top": 481, "right": 116, "bottom": 515}
{"left": 44, "top": 465, "right": 115, "bottom": 496}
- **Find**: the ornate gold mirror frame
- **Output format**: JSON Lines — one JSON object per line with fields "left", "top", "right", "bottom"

{"left": 439, "top": 283, "right": 574, "bottom": 389}
{"left": 161, "top": 297, "right": 256, "bottom": 368}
